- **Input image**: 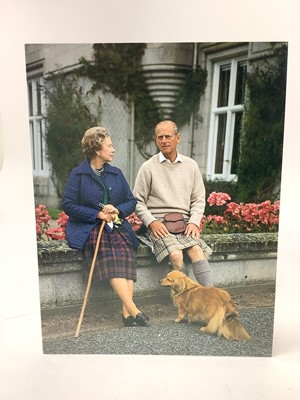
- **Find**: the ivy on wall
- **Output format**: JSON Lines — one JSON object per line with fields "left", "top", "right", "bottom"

{"left": 79, "top": 43, "right": 207, "bottom": 158}
{"left": 43, "top": 42, "right": 286, "bottom": 204}
{"left": 79, "top": 43, "right": 161, "bottom": 158}
{"left": 171, "top": 67, "right": 207, "bottom": 126}
{"left": 44, "top": 73, "right": 101, "bottom": 198}
{"left": 237, "top": 43, "right": 288, "bottom": 202}
{"left": 43, "top": 43, "right": 207, "bottom": 197}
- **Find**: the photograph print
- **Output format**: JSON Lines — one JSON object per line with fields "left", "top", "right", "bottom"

{"left": 26, "top": 42, "right": 287, "bottom": 356}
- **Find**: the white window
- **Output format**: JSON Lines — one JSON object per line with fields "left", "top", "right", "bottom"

{"left": 28, "top": 77, "right": 48, "bottom": 176}
{"left": 207, "top": 58, "right": 247, "bottom": 180}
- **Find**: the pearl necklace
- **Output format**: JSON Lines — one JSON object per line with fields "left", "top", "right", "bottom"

{"left": 91, "top": 164, "right": 104, "bottom": 176}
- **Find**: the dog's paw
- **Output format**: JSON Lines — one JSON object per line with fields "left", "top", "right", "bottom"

{"left": 175, "top": 317, "right": 183, "bottom": 323}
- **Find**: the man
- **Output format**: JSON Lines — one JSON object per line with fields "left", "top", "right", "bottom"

{"left": 133, "top": 120, "right": 213, "bottom": 286}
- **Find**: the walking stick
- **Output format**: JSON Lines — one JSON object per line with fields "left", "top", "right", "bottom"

{"left": 75, "top": 219, "right": 106, "bottom": 338}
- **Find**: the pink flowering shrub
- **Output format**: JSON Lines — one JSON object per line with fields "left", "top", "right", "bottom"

{"left": 201, "top": 193, "right": 280, "bottom": 234}
{"left": 35, "top": 205, "right": 140, "bottom": 241}
{"left": 35, "top": 204, "right": 52, "bottom": 240}
{"left": 44, "top": 212, "right": 69, "bottom": 240}
{"left": 207, "top": 191, "right": 231, "bottom": 206}
{"left": 35, "top": 193, "right": 280, "bottom": 240}
{"left": 35, "top": 205, "right": 68, "bottom": 241}
{"left": 125, "top": 212, "right": 143, "bottom": 232}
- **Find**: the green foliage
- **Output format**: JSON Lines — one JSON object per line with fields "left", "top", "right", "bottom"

{"left": 79, "top": 43, "right": 146, "bottom": 102}
{"left": 79, "top": 43, "right": 161, "bottom": 153}
{"left": 133, "top": 88, "right": 163, "bottom": 158}
{"left": 79, "top": 43, "right": 207, "bottom": 158}
{"left": 237, "top": 43, "right": 287, "bottom": 202}
{"left": 47, "top": 209, "right": 62, "bottom": 219}
{"left": 172, "top": 68, "right": 207, "bottom": 126}
{"left": 44, "top": 73, "right": 100, "bottom": 197}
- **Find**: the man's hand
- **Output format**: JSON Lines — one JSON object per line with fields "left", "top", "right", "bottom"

{"left": 149, "top": 220, "right": 169, "bottom": 239}
{"left": 185, "top": 223, "right": 200, "bottom": 240}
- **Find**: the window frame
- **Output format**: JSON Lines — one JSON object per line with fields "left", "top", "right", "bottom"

{"left": 27, "top": 76, "right": 49, "bottom": 176}
{"left": 206, "top": 57, "right": 247, "bottom": 181}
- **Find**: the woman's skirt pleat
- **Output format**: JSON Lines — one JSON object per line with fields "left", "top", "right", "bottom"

{"left": 83, "top": 224, "right": 137, "bottom": 282}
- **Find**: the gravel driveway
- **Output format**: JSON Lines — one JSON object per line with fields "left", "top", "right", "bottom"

{"left": 43, "top": 307, "right": 274, "bottom": 357}
{"left": 42, "top": 287, "right": 275, "bottom": 357}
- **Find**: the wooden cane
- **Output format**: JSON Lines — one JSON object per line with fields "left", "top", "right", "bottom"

{"left": 75, "top": 219, "right": 106, "bottom": 338}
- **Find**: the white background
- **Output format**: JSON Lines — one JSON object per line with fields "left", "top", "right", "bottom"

{"left": 1, "top": 1, "right": 300, "bottom": 399}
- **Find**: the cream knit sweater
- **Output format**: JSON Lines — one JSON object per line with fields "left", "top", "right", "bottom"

{"left": 133, "top": 153, "right": 206, "bottom": 228}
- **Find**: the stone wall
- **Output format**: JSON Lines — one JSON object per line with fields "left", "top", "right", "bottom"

{"left": 37, "top": 233, "right": 278, "bottom": 309}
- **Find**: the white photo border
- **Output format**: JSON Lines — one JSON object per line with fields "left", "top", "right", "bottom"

{"left": 1, "top": 1, "right": 300, "bottom": 399}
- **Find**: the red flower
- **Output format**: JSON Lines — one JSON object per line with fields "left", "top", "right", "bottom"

{"left": 125, "top": 213, "right": 143, "bottom": 231}
{"left": 207, "top": 192, "right": 231, "bottom": 206}
{"left": 201, "top": 193, "right": 280, "bottom": 234}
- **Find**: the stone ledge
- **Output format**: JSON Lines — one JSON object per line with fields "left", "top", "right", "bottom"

{"left": 37, "top": 232, "right": 278, "bottom": 274}
{"left": 204, "top": 232, "right": 278, "bottom": 254}
{"left": 37, "top": 233, "right": 278, "bottom": 308}
{"left": 37, "top": 241, "right": 82, "bottom": 264}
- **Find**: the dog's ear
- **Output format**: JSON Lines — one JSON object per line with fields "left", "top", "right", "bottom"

{"left": 172, "top": 277, "right": 185, "bottom": 294}
{"left": 184, "top": 279, "right": 198, "bottom": 291}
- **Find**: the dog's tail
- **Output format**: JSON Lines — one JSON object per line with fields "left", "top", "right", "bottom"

{"left": 200, "top": 308, "right": 252, "bottom": 341}
{"left": 220, "top": 312, "right": 252, "bottom": 341}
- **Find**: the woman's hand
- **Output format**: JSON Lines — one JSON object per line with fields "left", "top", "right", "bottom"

{"left": 97, "top": 205, "right": 119, "bottom": 223}
{"left": 101, "top": 204, "right": 119, "bottom": 215}
{"left": 97, "top": 210, "right": 113, "bottom": 222}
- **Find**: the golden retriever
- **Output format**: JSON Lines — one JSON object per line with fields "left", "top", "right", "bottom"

{"left": 160, "top": 270, "right": 251, "bottom": 341}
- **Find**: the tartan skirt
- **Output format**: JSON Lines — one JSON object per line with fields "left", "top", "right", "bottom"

{"left": 150, "top": 233, "right": 213, "bottom": 263}
{"left": 83, "top": 224, "right": 137, "bottom": 282}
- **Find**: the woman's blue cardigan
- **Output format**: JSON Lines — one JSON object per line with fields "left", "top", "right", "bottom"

{"left": 62, "top": 159, "right": 139, "bottom": 250}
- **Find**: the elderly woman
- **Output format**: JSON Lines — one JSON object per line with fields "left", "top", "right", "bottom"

{"left": 62, "top": 127, "right": 149, "bottom": 327}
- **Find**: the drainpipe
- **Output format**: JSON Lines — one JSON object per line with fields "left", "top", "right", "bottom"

{"left": 189, "top": 43, "right": 198, "bottom": 158}
{"left": 129, "top": 101, "right": 135, "bottom": 188}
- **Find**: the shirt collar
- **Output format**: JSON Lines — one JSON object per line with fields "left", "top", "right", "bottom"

{"left": 159, "top": 151, "right": 182, "bottom": 164}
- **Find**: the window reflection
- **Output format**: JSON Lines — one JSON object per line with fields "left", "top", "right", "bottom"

{"left": 28, "top": 82, "right": 33, "bottom": 116}
{"left": 217, "top": 64, "right": 231, "bottom": 107}
{"left": 214, "top": 113, "right": 227, "bottom": 174}
{"left": 231, "top": 112, "right": 242, "bottom": 174}
{"left": 36, "top": 81, "right": 42, "bottom": 115}
{"left": 30, "top": 121, "right": 36, "bottom": 170}
{"left": 39, "top": 121, "right": 44, "bottom": 170}
{"left": 235, "top": 62, "right": 247, "bottom": 105}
